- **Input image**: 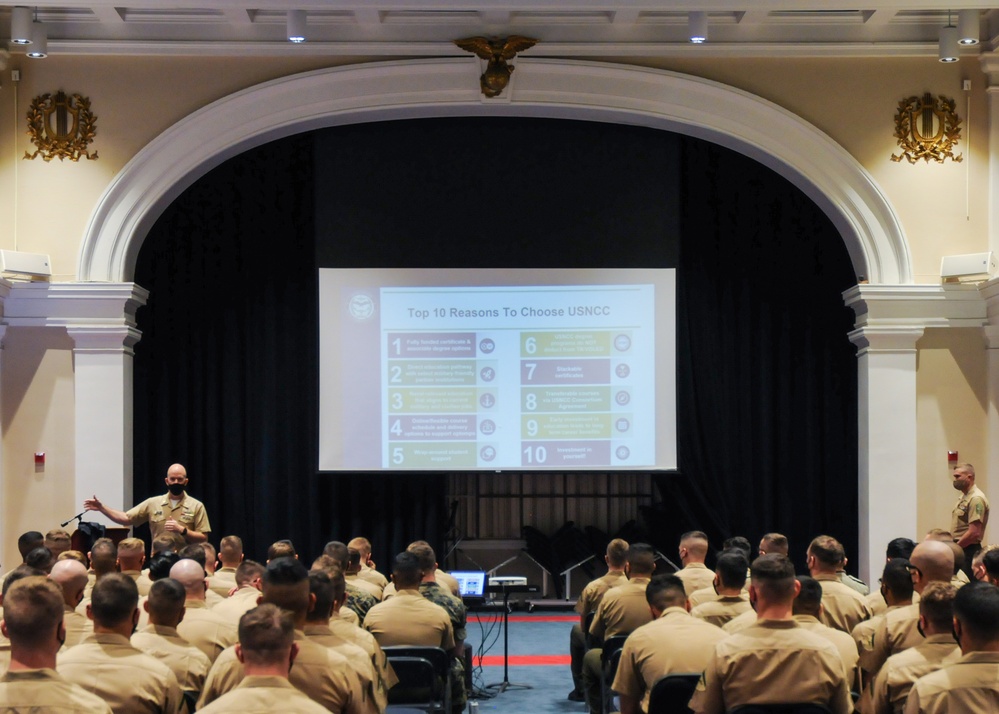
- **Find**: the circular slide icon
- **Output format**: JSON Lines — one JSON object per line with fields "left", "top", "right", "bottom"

{"left": 616, "top": 446, "right": 631, "bottom": 460}
{"left": 347, "top": 293, "right": 375, "bottom": 321}
{"left": 615, "top": 418, "right": 630, "bottom": 433}
{"left": 480, "top": 366, "right": 496, "bottom": 382}
{"left": 615, "top": 363, "right": 630, "bottom": 379}
{"left": 480, "top": 392, "right": 496, "bottom": 409}
{"left": 480, "top": 445, "right": 497, "bottom": 462}
{"left": 480, "top": 419, "right": 496, "bottom": 436}
{"left": 479, "top": 338, "right": 496, "bottom": 354}
{"left": 615, "top": 391, "right": 630, "bottom": 406}
{"left": 614, "top": 334, "right": 631, "bottom": 352}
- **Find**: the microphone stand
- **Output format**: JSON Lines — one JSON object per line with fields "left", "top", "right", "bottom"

{"left": 61, "top": 511, "right": 86, "bottom": 528}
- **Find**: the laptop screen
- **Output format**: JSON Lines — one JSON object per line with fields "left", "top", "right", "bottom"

{"left": 449, "top": 571, "right": 486, "bottom": 598}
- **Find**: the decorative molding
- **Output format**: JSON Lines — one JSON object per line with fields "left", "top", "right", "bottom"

{"left": 843, "top": 284, "right": 988, "bottom": 330}
{"left": 1, "top": 282, "right": 148, "bottom": 328}
{"left": 66, "top": 325, "right": 142, "bottom": 354}
{"left": 847, "top": 325, "right": 925, "bottom": 354}
{"left": 78, "top": 58, "right": 911, "bottom": 284}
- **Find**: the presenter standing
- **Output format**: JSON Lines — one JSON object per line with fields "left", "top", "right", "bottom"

{"left": 83, "top": 463, "right": 211, "bottom": 544}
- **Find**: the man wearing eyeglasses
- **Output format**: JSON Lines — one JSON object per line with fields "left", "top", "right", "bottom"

{"left": 951, "top": 463, "right": 990, "bottom": 579}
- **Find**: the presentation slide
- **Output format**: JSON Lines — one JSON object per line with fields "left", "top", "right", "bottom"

{"left": 319, "top": 269, "right": 676, "bottom": 472}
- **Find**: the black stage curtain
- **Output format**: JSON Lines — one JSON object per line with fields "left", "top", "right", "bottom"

{"left": 135, "top": 121, "right": 857, "bottom": 573}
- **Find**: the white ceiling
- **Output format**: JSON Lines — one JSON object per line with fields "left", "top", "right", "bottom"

{"left": 1, "top": 1, "right": 998, "bottom": 59}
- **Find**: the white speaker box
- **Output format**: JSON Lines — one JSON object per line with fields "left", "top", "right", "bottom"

{"left": 940, "top": 252, "right": 996, "bottom": 279}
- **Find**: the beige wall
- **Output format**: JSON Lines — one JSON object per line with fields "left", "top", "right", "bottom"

{"left": 0, "top": 326, "right": 75, "bottom": 570}
{"left": 0, "top": 53, "right": 993, "bottom": 556}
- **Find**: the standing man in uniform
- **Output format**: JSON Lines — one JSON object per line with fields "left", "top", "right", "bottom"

{"left": 951, "top": 462, "right": 989, "bottom": 579}
{"left": 84, "top": 463, "right": 211, "bottom": 544}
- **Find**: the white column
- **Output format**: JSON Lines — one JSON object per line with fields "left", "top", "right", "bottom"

{"left": 848, "top": 325, "right": 923, "bottom": 586}
{"left": 981, "top": 280, "right": 999, "bottom": 522}
{"left": 67, "top": 325, "right": 142, "bottom": 527}
{"left": 982, "top": 57, "right": 999, "bottom": 256}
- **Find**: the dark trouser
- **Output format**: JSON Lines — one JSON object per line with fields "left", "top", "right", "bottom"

{"left": 581, "top": 647, "right": 604, "bottom": 714}
{"left": 569, "top": 623, "right": 587, "bottom": 693}
{"left": 963, "top": 542, "right": 982, "bottom": 580}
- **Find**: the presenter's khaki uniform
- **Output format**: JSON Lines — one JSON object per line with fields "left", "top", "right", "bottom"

{"left": 132, "top": 623, "right": 212, "bottom": 694}
{"left": 0, "top": 668, "right": 113, "bottom": 713}
{"left": 675, "top": 563, "right": 715, "bottom": 598}
{"left": 125, "top": 492, "right": 211, "bottom": 541}
{"left": 176, "top": 599, "right": 238, "bottom": 663}
{"left": 868, "top": 634, "right": 960, "bottom": 714}
{"left": 951, "top": 484, "right": 990, "bottom": 544}
{"left": 815, "top": 573, "right": 873, "bottom": 633}
{"left": 58, "top": 632, "right": 184, "bottom": 714}
{"left": 903, "top": 651, "right": 999, "bottom": 714}
{"left": 689, "top": 619, "right": 852, "bottom": 714}
{"left": 611, "top": 606, "right": 727, "bottom": 712}
{"left": 197, "top": 675, "right": 329, "bottom": 713}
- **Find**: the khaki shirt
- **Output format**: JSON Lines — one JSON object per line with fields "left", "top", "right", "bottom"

{"left": 63, "top": 603, "right": 94, "bottom": 648}
{"left": 575, "top": 570, "right": 628, "bottom": 615}
{"left": 176, "top": 599, "right": 238, "bottom": 663}
{"left": 329, "top": 611, "right": 399, "bottom": 691}
{"left": 589, "top": 577, "right": 653, "bottom": 642}
{"left": 793, "top": 614, "right": 860, "bottom": 689}
{"left": 211, "top": 586, "right": 262, "bottom": 626}
{"left": 358, "top": 563, "right": 389, "bottom": 590}
{"left": 304, "top": 623, "right": 383, "bottom": 711}
{"left": 125, "top": 492, "right": 211, "bottom": 540}
{"left": 0, "top": 667, "right": 113, "bottom": 713}
{"left": 861, "top": 602, "right": 922, "bottom": 675}
{"left": 208, "top": 567, "right": 238, "bottom": 597}
{"left": 721, "top": 608, "right": 758, "bottom": 635}
{"left": 198, "top": 631, "right": 368, "bottom": 714}
{"left": 611, "top": 607, "right": 727, "bottom": 712}
{"left": 382, "top": 569, "right": 458, "bottom": 600}
{"left": 951, "top": 484, "right": 990, "bottom": 542}
{"left": 197, "top": 675, "right": 329, "bottom": 714}
{"left": 691, "top": 595, "right": 751, "bottom": 628}
{"left": 58, "top": 632, "right": 184, "bottom": 714}
{"left": 869, "top": 634, "right": 960, "bottom": 714}
{"left": 690, "top": 619, "right": 852, "bottom": 714}
{"left": 363, "top": 589, "right": 456, "bottom": 650}
{"left": 903, "top": 651, "right": 999, "bottom": 714}
{"left": 135, "top": 571, "right": 154, "bottom": 597}
{"left": 675, "top": 564, "right": 715, "bottom": 598}
{"left": 347, "top": 573, "right": 384, "bottom": 601}
{"left": 866, "top": 590, "right": 889, "bottom": 617}
{"left": 687, "top": 585, "right": 719, "bottom": 610}
{"left": 132, "top": 624, "right": 212, "bottom": 693}
{"left": 815, "top": 573, "right": 873, "bottom": 633}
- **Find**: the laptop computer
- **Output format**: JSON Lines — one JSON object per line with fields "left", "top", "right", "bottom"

{"left": 449, "top": 570, "right": 487, "bottom": 599}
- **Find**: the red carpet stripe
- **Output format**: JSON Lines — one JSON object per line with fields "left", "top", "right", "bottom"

{"left": 471, "top": 615, "right": 577, "bottom": 623}
{"left": 474, "top": 655, "right": 571, "bottom": 666}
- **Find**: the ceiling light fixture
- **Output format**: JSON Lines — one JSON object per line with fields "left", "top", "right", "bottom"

{"left": 939, "top": 12, "right": 959, "bottom": 63}
{"left": 688, "top": 11, "right": 708, "bottom": 44}
{"left": 10, "top": 6, "right": 33, "bottom": 45}
{"left": 287, "top": 10, "right": 307, "bottom": 43}
{"left": 957, "top": 9, "right": 980, "bottom": 46}
{"left": 26, "top": 16, "right": 47, "bottom": 58}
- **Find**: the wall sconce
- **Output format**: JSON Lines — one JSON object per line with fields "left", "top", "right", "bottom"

{"left": 287, "top": 10, "right": 307, "bottom": 43}
{"left": 688, "top": 12, "right": 708, "bottom": 44}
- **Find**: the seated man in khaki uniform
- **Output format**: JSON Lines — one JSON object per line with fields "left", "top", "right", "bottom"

{"left": 690, "top": 551, "right": 751, "bottom": 628}
{"left": 199, "top": 557, "right": 371, "bottom": 714}
{"left": 58, "top": 573, "right": 183, "bottom": 713}
{"left": 854, "top": 558, "right": 915, "bottom": 689}
{"left": 198, "top": 604, "right": 327, "bottom": 714}
{"left": 132, "top": 578, "right": 213, "bottom": 699}
{"left": 349, "top": 536, "right": 389, "bottom": 591}
{"left": 792, "top": 576, "right": 860, "bottom": 691}
{"left": 48, "top": 559, "right": 93, "bottom": 648}
{"left": 324, "top": 541, "right": 379, "bottom": 623}
{"left": 904, "top": 581, "right": 999, "bottom": 713}
{"left": 170, "top": 558, "right": 237, "bottom": 662}
{"left": 0, "top": 576, "right": 112, "bottom": 713}
{"left": 208, "top": 535, "right": 244, "bottom": 597}
{"left": 868, "top": 582, "right": 959, "bottom": 714}
{"left": 807, "top": 535, "right": 873, "bottom": 633}
{"left": 568, "top": 538, "right": 629, "bottom": 701}
{"left": 212, "top": 560, "right": 266, "bottom": 625}
{"left": 612, "top": 574, "right": 726, "bottom": 714}
{"left": 689, "top": 554, "right": 852, "bottom": 714}
{"left": 116, "top": 537, "right": 151, "bottom": 596}
{"left": 675, "top": 531, "right": 715, "bottom": 598}
{"left": 582, "top": 542, "right": 657, "bottom": 714}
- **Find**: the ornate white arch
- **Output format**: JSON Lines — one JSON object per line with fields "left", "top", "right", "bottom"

{"left": 78, "top": 58, "right": 911, "bottom": 283}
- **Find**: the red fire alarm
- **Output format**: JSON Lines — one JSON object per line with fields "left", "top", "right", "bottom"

{"left": 34, "top": 452, "right": 44, "bottom": 466}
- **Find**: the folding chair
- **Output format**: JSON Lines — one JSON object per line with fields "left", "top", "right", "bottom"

{"left": 731, "top": 704, "right": 833, "bottom": 714}
{"left": 600, "top": 634, "right": 629, "bottom": 714}
{"left": 647, "top": 672, "right": 701, "bottom": 714}
{"left": 382, "top": 646, "right": 453, "bottom": 713}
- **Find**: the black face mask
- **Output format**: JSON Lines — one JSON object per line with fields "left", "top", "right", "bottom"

{"left": 917, "top": 621, "right": 925, "bottom": 638}
{"left": 167, "top": 483, "right": 185, "bottom": 496}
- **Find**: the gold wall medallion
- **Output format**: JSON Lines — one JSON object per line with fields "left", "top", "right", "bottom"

{"left": 24, "top": 91, "right": 98, "bottom": 162}
{"left": 455, "top": 36, "right": 538, "bottom": 98}
{"left": 891, "top": 93, "right": 962, "bottom": 164}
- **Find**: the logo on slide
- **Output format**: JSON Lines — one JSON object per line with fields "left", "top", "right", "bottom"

{"left": 347, "top": 293, "right": 375, "bottom": 321}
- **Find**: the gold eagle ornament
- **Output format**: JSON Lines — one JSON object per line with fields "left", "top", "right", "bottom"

{"left": 454, "top": 35, "right": 538, "bottom": 98}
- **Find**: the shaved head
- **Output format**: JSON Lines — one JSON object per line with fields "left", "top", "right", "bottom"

{"left": 910, "top": 540, "right": 955, "bottom": 590}
{"left": 49, "top": 559, "right": 89, "bottom": 608}
{"left": 169, "top": 559, "right": 208, "bottom": 599}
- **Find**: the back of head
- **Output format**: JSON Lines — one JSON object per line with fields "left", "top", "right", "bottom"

{"left": 793, "top": 575, "right": 823, "bottom": 617}
{"left": 200, "top": 542, "right": 216, "bottom": 565}
{"left": 3, "top": 566, "right": 46, "bottom": 600}
{"left": 91, "top": 573, "right": 139, "bottom": 628}
{"left": 24, "top": 547, "right": 54, "bottom": 573}
{"left": 3, "top": 576, "right": 64, "bottom": 647}
{"left": 645, "top": 574, "right": 687, "bottom": 612}
{"left": 239, "top": 603, "right": 295, "bottom": 666}
{"left": 319, "top": 563, "right": 346, "bottom": 602}
{"left": 178, "top": 543, "right": 207, "bottom": 568}
{"left": 152, "top": 533, "right": 185, "bottom": 556}
{"left": 910, "top": 540, "right": 956, "bottom": 584}
{"left": 953, "top": 581, "right": 999, "bottom": 644}
{"left": 759, "top": 533, "right": 789, "bottom": 556}
{"left": 919, "top": 581, "right": 957, "bottom": 631}
{"left": 58, "top": 550, "right": 89, "bottom": 568}
{"left": 407, "top": 543, "right": 436, "bottom": 574}
{"left": 679, "top": 531, "right": 709, "bottom": 561}
{"left": 627, "top": 543, "right": 656, "bottom": 576}
{"left": 90, "top": 538, "right": 118, "bottom": 575}
{"left": 49, "top": 559, "right": 89, "bottom": 599}
{"left": 348, "top": 537, "right": 372, "bottom": 558}
{"left": 323, "top": 541, "right": 348, "bottom": 568}
{"left": 606, "top": 538, "right": 629, "bottom": 568}
{"left": 882, "top": 558, "right": 914, "bottom": 600}
{"left": 308, "top": 569, "right": 336, "bottom": 621}
{"left": 117, "top": 537, "right": 146, "bottom": 569}
{"left": 346, "top": 548, "right": 362, "bottom": 570}
{"left": 262, "top": 557, "right": 310, "bottom": 620}
{"left": 44, "top": 529, "right": 72, "bottom": 555}
{"left": 946, "top": 542, "right": 965, "bottom": 575}
{"left": 147, "top": 578, "right": 187, "bottom": 622}
{"left": 219, "top": 535, "right": 244, "bottom": 566}
{"left": 169, "top": 558, "right": 208, "bottom": 596}
{"left": 722, "top": 537, "right": 753, "bottom": 562}
{"left": 267, "top": 539, "right": 297, "bottom": 561}
{"left": 310, "top": 555, "right": 338, "bottom": 576}
{"left": 391, "top": 551, "right": 423, "bottom": 589}
{"left": 983, "top": 549, "right": 999, "bottom": 582}
{"left": 148, "top": 551, "right": 181, "bottom": 581}
{"left": 886, "top": 538, "right": 916, "bottom": 561}
{"left": 751, "top": 553, "right": 797, "bottom": 604}
{"left": 236, "top": 560, "right": 266, "bottom": 588}
{"left": 17, "top": 531, "right": 44, "bottom": 559}
{"left": 808, "top": 535, "right": 845, "bottom": 571}
{"left": 715, "top": 551, "right": 749, "bottom": 590}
